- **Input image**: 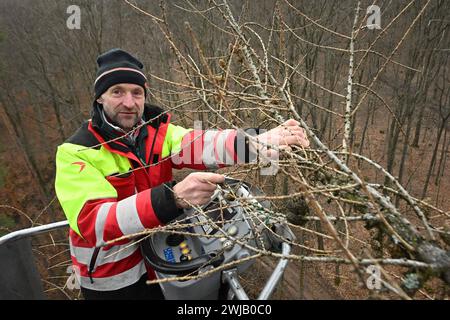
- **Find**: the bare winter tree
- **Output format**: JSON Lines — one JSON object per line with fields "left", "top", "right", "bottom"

{"left": 0, "top": 0, "right": 448, "bottom": 299}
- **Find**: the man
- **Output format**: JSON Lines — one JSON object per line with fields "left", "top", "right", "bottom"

{"left": 55, "top": 48, "right": 309, "bottom": 300}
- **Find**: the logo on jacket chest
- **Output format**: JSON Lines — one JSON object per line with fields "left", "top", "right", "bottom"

{"left": 72, "top": 161, "right": 86, "bottom": 173}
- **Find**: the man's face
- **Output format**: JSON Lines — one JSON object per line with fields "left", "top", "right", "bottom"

{"left": 97, "top": 83, "right": 145, "bottom": 132}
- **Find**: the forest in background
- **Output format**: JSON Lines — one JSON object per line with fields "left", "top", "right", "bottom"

{"left": 0, "top": 0, "right": 449, "bottom": 299}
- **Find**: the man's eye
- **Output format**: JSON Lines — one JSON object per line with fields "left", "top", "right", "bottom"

{"left": 133, "top": 90, "right": 144, "bottom": 96}
{"left": 112, "top": 90, "right": 122, "bottom": 95}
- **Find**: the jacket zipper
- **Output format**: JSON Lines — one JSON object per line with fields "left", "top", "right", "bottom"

{"left": 87, "top": 247, "right": 101, "bottom": 284}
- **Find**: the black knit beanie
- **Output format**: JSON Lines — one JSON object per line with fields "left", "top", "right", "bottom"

{"left": 94, "top": 48, "right": 147, "bottom": 99}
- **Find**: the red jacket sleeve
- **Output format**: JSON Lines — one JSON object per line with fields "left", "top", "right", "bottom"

{"left": 77, "top": 182, "right": 182, "bottom": 247}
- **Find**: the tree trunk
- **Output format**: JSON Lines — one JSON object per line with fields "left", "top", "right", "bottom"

{"left": 422, "top": 122, "right": 445, "bottom": 199}
{"left": 396, "top": 111, "right": 413, "bottom": 206}
{"left": 0, "top": 101, "right": 54, "bottom": 217}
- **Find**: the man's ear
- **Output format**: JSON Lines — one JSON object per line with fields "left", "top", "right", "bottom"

{"left": 96, "top": 97, "right": 103, "bottom": 104}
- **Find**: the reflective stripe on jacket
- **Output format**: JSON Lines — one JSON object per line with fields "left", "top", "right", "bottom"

{"left": 55, "top": 104, "right": 244, "bottom": 291}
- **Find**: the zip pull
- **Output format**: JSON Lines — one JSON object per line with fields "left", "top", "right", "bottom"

{"left": 88, "top": 247, "right": 101, "bottom": 284}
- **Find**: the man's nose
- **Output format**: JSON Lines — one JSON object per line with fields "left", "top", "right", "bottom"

{"left": 122, "top": 92, "right": 135, "bottom": 108}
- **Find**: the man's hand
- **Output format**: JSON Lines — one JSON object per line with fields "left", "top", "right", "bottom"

{"left": 173, "top": 172, "right": 225, "bottom": 209}
{"left": 254, "top": 119, "right": 310, "bottom": 157}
